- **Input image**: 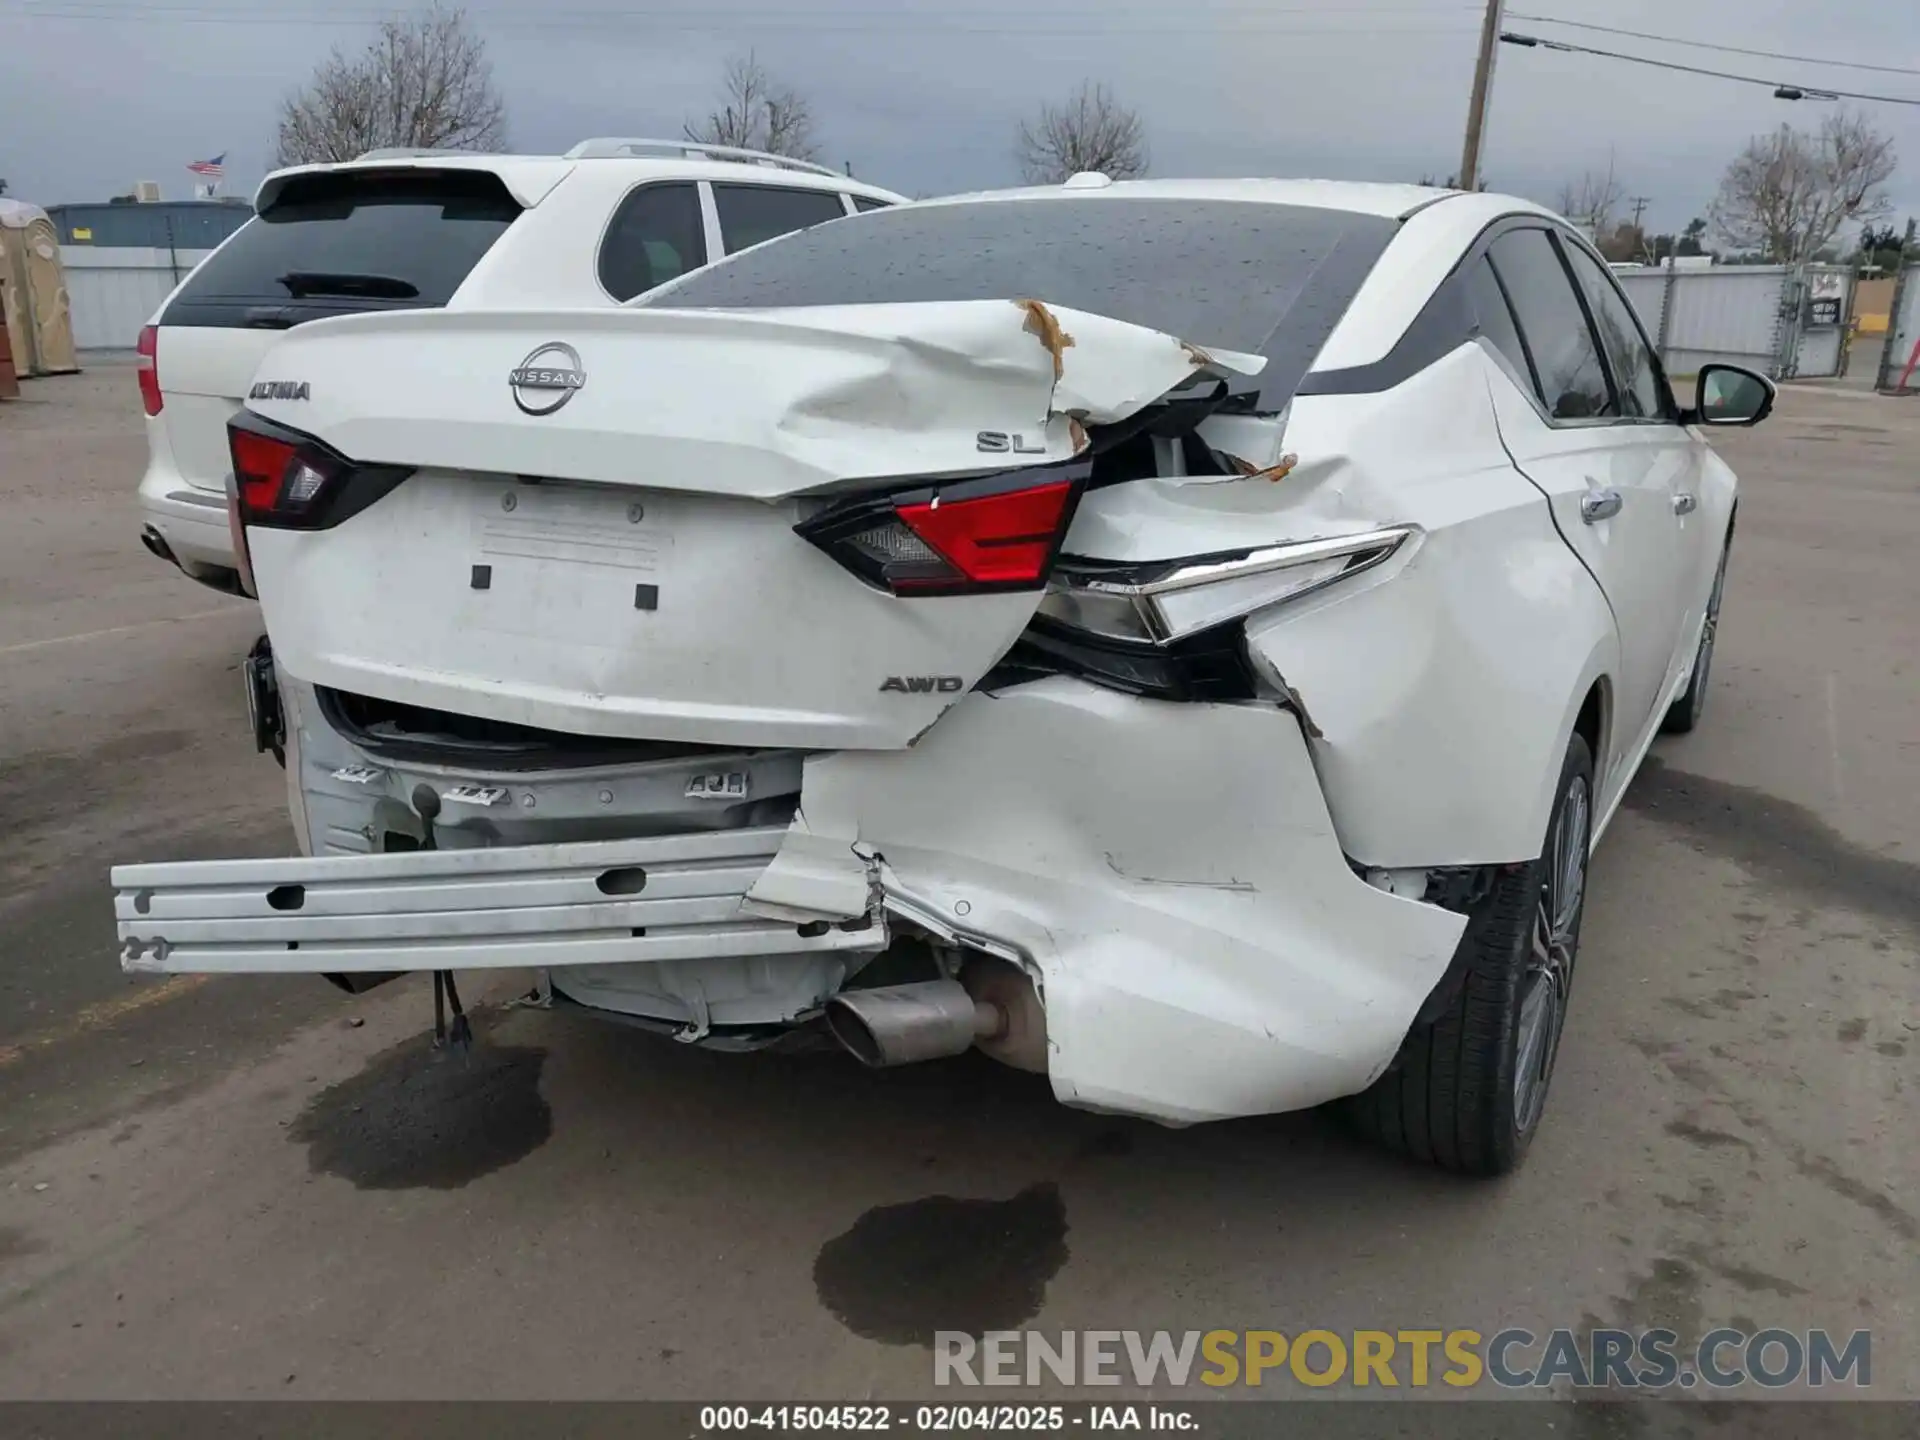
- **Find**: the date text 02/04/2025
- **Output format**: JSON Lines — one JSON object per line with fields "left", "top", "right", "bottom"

{"left": 697, "top": 1405, "right": 1199, "bottom": 1432}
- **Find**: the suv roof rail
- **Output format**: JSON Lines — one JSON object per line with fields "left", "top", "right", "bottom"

{"left": 353, "top": 146, "right": 482, "bottom": 162}
{"left": 563, "top": 137, "right": 843, "bottom": 178}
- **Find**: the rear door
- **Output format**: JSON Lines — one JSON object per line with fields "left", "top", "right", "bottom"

{"left": 153, "top": 168, "right": 523, "bottom": 495}
{"left": 1477, "top": 226, "right": 1692, "bottom": 763}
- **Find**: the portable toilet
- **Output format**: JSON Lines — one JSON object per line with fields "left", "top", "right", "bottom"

{"left": 0, "top": 199, "right": 81, "bottom": 376}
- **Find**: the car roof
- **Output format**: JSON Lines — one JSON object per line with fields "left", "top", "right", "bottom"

{"left": 252, "top": 152, "right": 907, "bottom": 214}
{"left": 912, "top": 176, "right": 1553, "bottom": 223}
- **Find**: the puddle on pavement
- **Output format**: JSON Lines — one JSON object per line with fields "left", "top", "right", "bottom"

{"left": 288, "top": 1034, "right": 551, "bottom": 1190}
{"left": 813, "top": 1182, "right": 1068, "bottom": 1347}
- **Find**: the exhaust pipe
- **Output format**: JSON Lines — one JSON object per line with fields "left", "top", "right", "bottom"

{"left": 825, "top": 980, "right": 1006, "bottom": 1068}
{"left": 140, "top": 526, "right": 176, "bottom": 565}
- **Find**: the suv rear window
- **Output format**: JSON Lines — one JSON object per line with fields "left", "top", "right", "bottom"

{"left": 642, "top": 198, "right": 1397, "bottom": 409}
{"left": 160, "top": 169, "right": 521, "bottom": 328}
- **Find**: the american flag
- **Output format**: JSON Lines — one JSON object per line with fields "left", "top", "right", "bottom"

{"left": 186, "top": 153, "right": 226, "bottom": 179}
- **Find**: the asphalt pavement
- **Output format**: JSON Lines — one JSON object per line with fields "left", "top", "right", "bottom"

{"left": 0, "top": 365, "right": 1915, "bottom": 1407}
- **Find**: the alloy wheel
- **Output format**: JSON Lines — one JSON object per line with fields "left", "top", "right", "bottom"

{"left": 1513, "top": 771, "right": 1589, "bottom": 1135}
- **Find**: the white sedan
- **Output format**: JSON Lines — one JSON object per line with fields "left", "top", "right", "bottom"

{"left": 111, "top": 177, "right": 1773, "bottom": 1174}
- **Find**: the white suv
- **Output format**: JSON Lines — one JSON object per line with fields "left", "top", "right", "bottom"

{"left": 134, "top": 139, "right": 906, "bottom": 592}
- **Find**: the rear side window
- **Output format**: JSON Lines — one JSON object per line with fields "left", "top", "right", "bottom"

{"left": 645, "top": 198, "right": 1398, "bottom": 411}
{"left": 160, "top": 170, "right": 520, "bottom": 328}
{"left": 851, "top": 195, "right": 893, "bottom": 213}
{"left": 1487, "top": 229, "right": 1616, "bottom": 421}
{"left": 712, "top": 184, "right": 849, "bottom": 253}
{"left": 598, "top": 182, "right": 707, "bottom": 301}
{"left": 1561, "top": 241, "right": 1669, "bottom": 419}
{"left": 1464, "top": 255, "right": 1538, "bottom": 395}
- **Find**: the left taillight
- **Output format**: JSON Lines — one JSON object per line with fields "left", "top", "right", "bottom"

{"left": 796, "top": 457, "right": 1091, "bottom": 597}
{"left": 225, "top": 412, "right": 412, "bottom": 597}
{"left": 136, "top": 325, "right": 162, "bottom": 416}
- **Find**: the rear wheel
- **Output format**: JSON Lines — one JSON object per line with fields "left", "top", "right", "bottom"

{"left": 1347, "top": 732, "right": 1593, "bottom": 1175}
{"left": 1661, "top": 535, "right": 1731, "bottom": 735}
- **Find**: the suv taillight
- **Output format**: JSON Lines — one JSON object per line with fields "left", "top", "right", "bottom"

{"left": 796, "top": 457, "right": 1091, "bottom": 597}
{"left": 136, "top": 325, "right": 162, "bottom": 416}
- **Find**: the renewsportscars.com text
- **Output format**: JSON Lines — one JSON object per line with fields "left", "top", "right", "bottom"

{"left": 934, "top": 1328, "right": 1871, "bottom": 1391}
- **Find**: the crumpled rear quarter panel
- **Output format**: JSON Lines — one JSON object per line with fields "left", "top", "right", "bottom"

{"left": 780, "top": 679, "right": 1466, "bottom": 1124}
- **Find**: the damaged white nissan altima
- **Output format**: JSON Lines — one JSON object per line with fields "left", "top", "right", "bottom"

{"left": 110, "top": 177, "right": 1775, "bottom": 1173}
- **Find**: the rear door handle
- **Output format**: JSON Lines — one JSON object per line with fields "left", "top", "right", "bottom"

{"left": 1581, "top": 489, "right": 1623, "bottom": 524}
{"left": 1673, "top": 492, "right": 1698, "bottom": 516}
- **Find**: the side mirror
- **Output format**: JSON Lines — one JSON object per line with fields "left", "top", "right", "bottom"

{"left": 1688, "top": 364, "right": 1775, "bottom": 427}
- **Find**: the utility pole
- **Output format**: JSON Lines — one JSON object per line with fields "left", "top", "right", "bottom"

{"left": 1629, "top": 195, "right": 1651, "bottom": 260}
{"left": 1457, "top": 0, "right": 1506, "bottom": 191}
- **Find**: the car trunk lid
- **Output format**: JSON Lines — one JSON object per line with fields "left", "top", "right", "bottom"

{"left": 240, "top": 300, "right": 1264, "bottom": 751}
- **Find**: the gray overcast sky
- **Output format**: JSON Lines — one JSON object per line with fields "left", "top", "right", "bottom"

{"left": 2, "top": 0, "right": 1915, "bottom": 236}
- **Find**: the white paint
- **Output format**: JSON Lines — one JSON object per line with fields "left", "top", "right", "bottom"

{"left": 245, "top": 301, "right": 1259, "bottom": 750}
{"left": 777, "top": 680, "right": 1466, "bottom": 1124}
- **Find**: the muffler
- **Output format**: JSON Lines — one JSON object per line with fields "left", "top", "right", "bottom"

{"left": 825, "top": 980, "right": 1006, "bottom": 1068}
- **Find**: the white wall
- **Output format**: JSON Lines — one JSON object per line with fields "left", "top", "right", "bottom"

{"left": 63, "top": 246, "right": 215, "bottom": 351}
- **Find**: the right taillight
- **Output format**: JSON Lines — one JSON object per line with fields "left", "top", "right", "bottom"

{"left": 796, "top": 458, "right": 1091, "bottom": 597}
{"left": 136, "top": 325, "right": 162, "bottom": 416}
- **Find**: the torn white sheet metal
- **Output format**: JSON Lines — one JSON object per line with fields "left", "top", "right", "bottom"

{"left": 757, "top": 677, "right": 1467, "bottom": 1125}
{"left": 111, "top": 827, "right": 885, "bottom": 975}
{"left": 242, "top": 300, "right": 1265, "bottom": 500}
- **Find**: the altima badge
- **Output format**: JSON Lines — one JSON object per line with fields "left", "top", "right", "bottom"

{"left": 509, "top": 342, "right": 586, "bottom": 415}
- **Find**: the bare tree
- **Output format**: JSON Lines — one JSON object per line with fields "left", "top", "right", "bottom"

{"left": 274, "top": 4, "right": 507, "bottom": 167}
{"left": 1555, "top": 162, "right": 1624, "bottom": 238}
{"left": 1015, "top": 82, "right": 1147, "bottom": 185}
{"left": 1707, "top": 111, "right": 1897, "bottom": 263}
{"left": 684, "top": 53, "right": 821, "bottom": 162}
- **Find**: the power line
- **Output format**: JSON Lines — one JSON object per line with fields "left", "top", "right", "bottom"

{"left": 1508, "top": 13, "right": 1920, "bottom": 80}
{"left": 1500, "top": 31, "right": 1920, "bottom": 107}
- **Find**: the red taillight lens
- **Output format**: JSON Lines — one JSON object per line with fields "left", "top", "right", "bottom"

{"left": 799, "top": 459, "right": 1090, "bottom": 597}
{"left": 226, "top": 412, "right": 416, "bottom": 598}
{"left": 229, "top": 428, "right": 300, "bottom": 516}
{"left": 895, "top": 481, "right": 1076, "bottom": 589}
{"left": 136, "top": 325, "right": 162, "bottom": 416}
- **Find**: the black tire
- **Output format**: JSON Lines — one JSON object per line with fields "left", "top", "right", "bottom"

{"left": 1661, "top": 533, "right": 1731, "bottom": 735}
{"left": 1347, "top": 732, "right": 1594, "bottom": 1176}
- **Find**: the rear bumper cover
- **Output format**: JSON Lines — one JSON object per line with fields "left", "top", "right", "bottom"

{"left": 750, "top": 679, "right": 1466, "bottom": 1124}
{"left": 138, "top": 454, "right": 237, "bottom": 579}
{"left": 112, "top": 677, "right": 1464, "bottom": 1125}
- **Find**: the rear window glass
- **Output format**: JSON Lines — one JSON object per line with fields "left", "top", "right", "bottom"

{"left": 161, "top": 169, "right": 521, "bottom": 328}
{"left": 643, "top": 198, "right": 1399, "bottom": 408}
